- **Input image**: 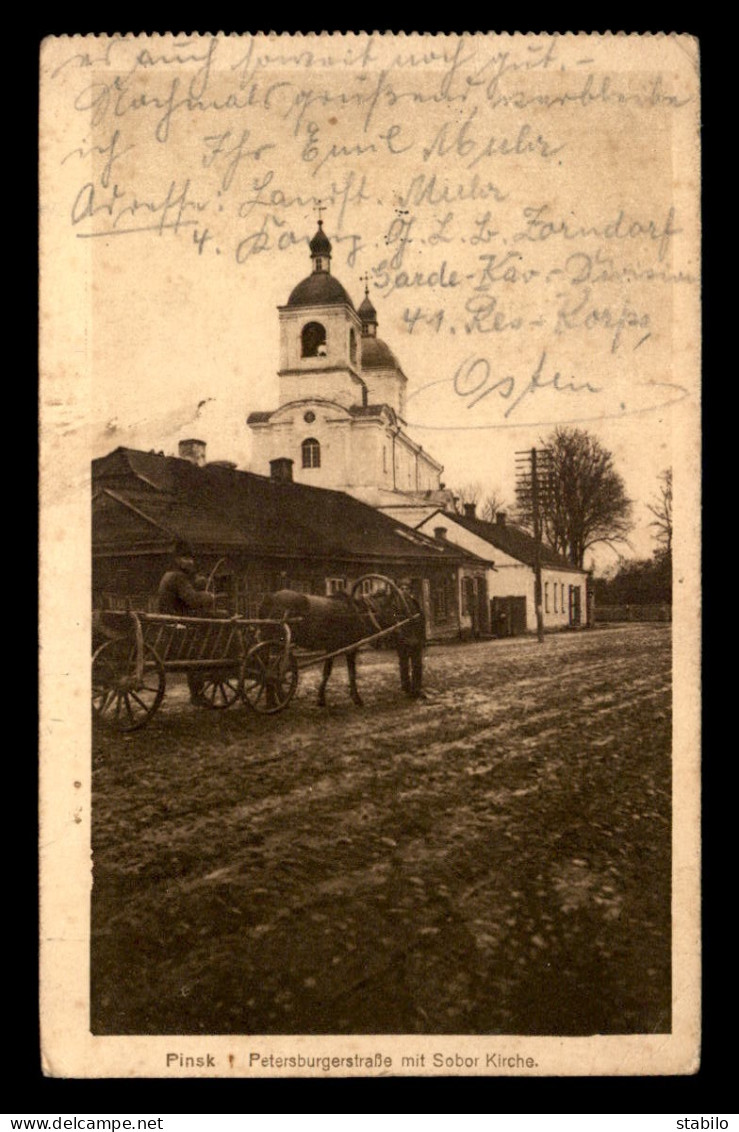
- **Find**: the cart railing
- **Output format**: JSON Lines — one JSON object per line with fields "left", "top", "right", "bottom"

{"left": 94, "top": 609, "right": 293, "bottom": 674}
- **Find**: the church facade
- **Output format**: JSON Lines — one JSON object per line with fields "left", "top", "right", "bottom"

{"left": 247, "top": 221, "right": 452, "bottom": 510}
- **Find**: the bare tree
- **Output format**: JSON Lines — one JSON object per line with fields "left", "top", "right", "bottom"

{"left": 452, "top": 481, "right": 508, "bottom": 521}
{"left": 516, "top": 428, "right": 633, "bottom": 568}
{"left": 479, "top": 491, "right": 508, "bottom": 522}
{"left": 647, "top": 468, "right": 673, "bottom": 556}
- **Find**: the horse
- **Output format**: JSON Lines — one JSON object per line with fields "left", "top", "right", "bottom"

{"left": 258, "top": 581, "right": 412, "bottom": 707}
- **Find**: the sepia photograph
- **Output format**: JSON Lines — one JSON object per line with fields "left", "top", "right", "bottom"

{"left": 39, "top": 31, "right": 700, "bottom": 1077}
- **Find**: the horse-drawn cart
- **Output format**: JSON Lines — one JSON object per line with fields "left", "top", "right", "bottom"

{"left": 92, "top": 611, "right": 297, "bottom": 731}
{"left": 92, "top": 575, "right": 420, "bottom": 731}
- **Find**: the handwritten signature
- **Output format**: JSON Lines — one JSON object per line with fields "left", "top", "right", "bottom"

{"left": 452, "top": 351, "right": 601, "bottom": 418}
{"left": 405, "top": 351, "right": 689, "bottom": 429}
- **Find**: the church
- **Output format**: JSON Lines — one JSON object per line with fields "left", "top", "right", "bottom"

{"left": 247, "top": 220, "right": 453, "bottom": 510}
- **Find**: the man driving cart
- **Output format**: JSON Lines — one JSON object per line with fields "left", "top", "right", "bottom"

{"left": 156, "top": 543, "right": 225, "bottom": 704}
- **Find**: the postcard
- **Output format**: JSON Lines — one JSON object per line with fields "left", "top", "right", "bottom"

{"left": 39, "top": 32, "right": 700, "bottom": 1077}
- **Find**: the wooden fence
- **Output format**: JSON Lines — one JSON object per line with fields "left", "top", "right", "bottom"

{"left": 595, "top": 604, "right": 671, "bottom": 623}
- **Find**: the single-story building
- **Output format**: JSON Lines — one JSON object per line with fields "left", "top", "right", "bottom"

{"left": 92, "top": 445, "right": 491, "bottom": 642}
{"left": 407, "top": 505, "right": 591, "bottom": 635}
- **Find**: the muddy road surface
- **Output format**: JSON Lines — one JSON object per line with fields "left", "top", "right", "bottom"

{"left": 91, "top": 624, "right": 671, "bottom": 1035}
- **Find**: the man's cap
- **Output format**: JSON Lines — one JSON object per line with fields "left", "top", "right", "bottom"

{"left": 174, "top": 540, "right": 195, "bottom": 558}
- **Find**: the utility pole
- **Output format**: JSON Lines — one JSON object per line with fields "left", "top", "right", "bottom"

{"left": 515, "top": 446, "right": 552, "bottom": 644}
{"left": 531, "top": 447, "right": 544, "bottom": 643}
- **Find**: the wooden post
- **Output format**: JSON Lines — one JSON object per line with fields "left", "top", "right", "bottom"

{"left": 531, "top": 447, "right": 545, "bottom": 644}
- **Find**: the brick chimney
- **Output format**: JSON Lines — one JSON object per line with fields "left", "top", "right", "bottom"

{"left": 434, "top": 526, "right": 447, "bottom": 542}
{"left": 496, "top": 511, "right": 507, "bottom": 526}
{"left": 464, "top": 502, "right": 476, "bottom": 519}
{"left": 178, "top": 438, "right": 207, "bottom": 467}
{"left": 270, "top": 457, "right": 294, "bottom": 482}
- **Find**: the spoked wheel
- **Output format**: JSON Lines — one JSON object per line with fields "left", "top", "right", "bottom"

{"left": 242, "top": 641, "right": 298, "bottom": 714}
{"left": 92, "top": 639, "right": 166, "bottom": 732}
{"left": 197, "top": 664, "right": 244, "bottom": 710}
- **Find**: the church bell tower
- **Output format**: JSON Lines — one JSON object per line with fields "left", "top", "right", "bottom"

{"left": 276, "top": 220, "right": 366, "bottom": 410}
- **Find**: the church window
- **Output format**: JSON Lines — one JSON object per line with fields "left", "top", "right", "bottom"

{"left": 302, "top": 437, "right": 321, "bottom": 468}
{"left": 301, "top": 321, "right": 327, "bottom": 358}
{"left": 303, "top": 410, "right": 316, "bottom": 424}
{"left": 349, "top": 327, "right": 357, "bottom": 364}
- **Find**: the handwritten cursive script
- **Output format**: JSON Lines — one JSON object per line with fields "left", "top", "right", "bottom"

{"left": 454, "top": 352, "right": 601, "bottom": 418}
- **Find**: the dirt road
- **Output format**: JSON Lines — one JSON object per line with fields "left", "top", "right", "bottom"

{"left": 91, "top": 624, "right": 671, "bottom": 1035}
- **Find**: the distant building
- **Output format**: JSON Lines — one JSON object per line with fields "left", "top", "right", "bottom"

{"left": 247, "top": 221, "right": 452, "bottom": 510}
{"left": 410, "top": 505, "right": 590, "bottom": 635}
{"left": 92, "top": 445, "right": 489, "bottom": 642}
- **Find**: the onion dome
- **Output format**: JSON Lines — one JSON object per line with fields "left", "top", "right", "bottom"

{"left": 358, "top": 287, "right": 378, "bottom": 335}
{"left": 285, "top": 219, "right": 356, "bottom": 308}
{"left": 309, "top": 219, "right": 332, "bottom": 259}
{"left": 286, "top": 273, "right": 356, "bottom": 310}
{"left": 361, "top": 336, "right": 401, "bottom": 370}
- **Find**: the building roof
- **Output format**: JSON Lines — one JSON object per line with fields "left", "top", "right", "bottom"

{"left": 348, "top": 403, "right": 396, "bottom": 421}
{"left": 247, "top": 402, "right": 397, "bottom": 427}
{"left": 438, "top": 510, "right": 588, "bottom": 573}
{"left": 92, "top": 447, "right": 487, "bottom": 567}
{"left": 361, "top": 336, "right": 404, "bottom": 372}
{"left": 285, "top": 273, "right": 356, "bottom": 311}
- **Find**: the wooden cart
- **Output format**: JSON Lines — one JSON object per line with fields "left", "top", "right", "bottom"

{"left": 92, "top": 610, "right": 297, "bottom": 732}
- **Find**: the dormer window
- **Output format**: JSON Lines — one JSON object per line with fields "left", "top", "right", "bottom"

{"left": 302, "top": 322, "right": 327, "bottom": 358}
{"left": 302, "top": 437, "right": 321, "bottom": 468}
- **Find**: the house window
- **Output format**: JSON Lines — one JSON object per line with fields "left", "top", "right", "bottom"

{"left": 326, "top": 577, "right": 346, "bottom": 595}
{"left": 301, "top": 321, "right": 327, "bottom": 358}
{"left": 432, "top": 578, "right": 450, "bottom": 621}
{"left": 302, "top": 437, "right": 321, "bottom": 468}
{"left": 554, "top": 583, "right": 558, "bottom": 613}
{"left": 561, "top": 582, "right": 565, "bottom": 612}
{"left": 545, "top": 582, "right": 550, "bottom": 613}
{"left": 349, "top": 327, "right": 357, "bottom": 364}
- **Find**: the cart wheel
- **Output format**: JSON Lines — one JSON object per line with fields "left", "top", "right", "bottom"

{"left": 242, "top": 641, "right": 298, "bottom": 714}
{"left": 198, "top": 665, "right": 244, "bottom": 710}
{"left": 92, "top": 639, "right": 165, "bottom": 732}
